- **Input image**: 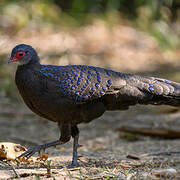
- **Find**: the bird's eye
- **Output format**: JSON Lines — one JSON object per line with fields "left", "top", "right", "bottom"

{"left": 16, "top": 51, "right": 26, "bottom": 59}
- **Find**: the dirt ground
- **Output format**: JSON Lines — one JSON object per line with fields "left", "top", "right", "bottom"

{"left": 0, "top": 93, "right": 180, "bottom": 179}
{"left": 0, "top": 22, "right": 180, "bottom": 179}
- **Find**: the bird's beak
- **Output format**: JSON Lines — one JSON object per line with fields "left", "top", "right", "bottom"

{"left": 8, "top": 57, "right": 18, "bottom": 64}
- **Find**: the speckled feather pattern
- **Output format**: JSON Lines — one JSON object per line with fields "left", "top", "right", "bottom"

{"left": 39, "top": 64, "right": 180, "bottom": 104}
{"left": 39, "top": 65, "right": 121, "bottom": 102}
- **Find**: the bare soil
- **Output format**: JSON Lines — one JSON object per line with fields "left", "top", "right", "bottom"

{"left": 0, "top": 96, "right": 180, "bottom": 179}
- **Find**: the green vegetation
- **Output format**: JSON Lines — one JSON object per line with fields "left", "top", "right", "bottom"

{"left": 0, "top": 0, "right": 179, "bottom": 96}
{"left": 0, "top": 0, "right": 179, "bottom": 48}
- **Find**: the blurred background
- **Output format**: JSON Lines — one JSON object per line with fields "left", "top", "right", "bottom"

{"left": 0, "top": 0, "right": 180, "bottom": 178}
{"left": 0, "top": 0, "right": 180, "bottom": 98}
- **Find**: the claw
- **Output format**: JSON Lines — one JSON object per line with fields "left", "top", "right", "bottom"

{"left": 77, "top": 144, "right": 83, "bottom": 148}
{"left": 38, "top": 147, "right": 45, "bottom": 157}
{"left": 17, "top": 145, "right": 44, "bottom": 160}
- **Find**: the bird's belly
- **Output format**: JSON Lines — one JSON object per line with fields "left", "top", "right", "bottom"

{"left": 22, "top": 95, "right": 57, "bottom": 122}
{"left": 28, "top": 97, "right": 106, "bottom": 125}
{"left": 64, "top": 101, "right": 106, "bottom": 125}
{"left": 17, "top": 77, "right": 106, "bottom": 124}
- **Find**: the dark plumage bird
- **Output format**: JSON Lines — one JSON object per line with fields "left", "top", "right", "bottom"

{"left": 8, "top": 44, "right": 180, "bottom": 167}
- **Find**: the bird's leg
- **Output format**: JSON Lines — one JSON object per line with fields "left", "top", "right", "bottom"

{"left": 17, "top": 123, "right": 71, "bottom": 160}
{"left": 17, "top": 140, "right": 66, "bottom": 159}
{"left": 67, "top": 125, "right": 80, "bottom": 168}
{"left": 69, "top": 134, "right": 79, "bottom": 168}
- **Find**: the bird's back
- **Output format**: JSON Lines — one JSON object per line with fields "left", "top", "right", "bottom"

{"left": 39, "top": 64, "right": 180, "bottom": 108}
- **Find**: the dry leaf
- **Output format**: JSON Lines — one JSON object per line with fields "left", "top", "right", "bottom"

{"left": 37, "top": 154, "right": 49, "bottom": 162}
{"left": 0, "top": 142, "right": 26, "bottom": 160}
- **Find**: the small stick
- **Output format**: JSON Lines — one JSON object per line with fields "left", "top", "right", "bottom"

{"left": 0, "top": 160, "right": 20, "bottom": 178}
{"left": 141, "top": 150, "right": 180, "bottom": 157}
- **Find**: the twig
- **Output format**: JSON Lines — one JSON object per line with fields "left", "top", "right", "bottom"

{"left": 11, "top": 165, "right": 20, "bottom": 178}
{"left": 0, "top": 160, "right": 20, "bottom": 178}
{"left": 141, "top": 150, "right": 180, "bottom": 157}
{"left": 126, "top": 154, "right": 140, "bottom": 160}
{"left": 118, "top": 126, "right": 180, "bottom": 138}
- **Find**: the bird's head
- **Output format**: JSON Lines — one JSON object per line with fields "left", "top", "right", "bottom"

{"left": 8, "top": 44, "right": 40, "bottom": 65}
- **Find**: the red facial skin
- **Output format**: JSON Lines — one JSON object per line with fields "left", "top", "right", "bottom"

{"left": 9, "top": 51, "right": 26, "bottom": 63}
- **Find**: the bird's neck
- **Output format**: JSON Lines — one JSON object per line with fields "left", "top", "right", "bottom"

{"left": 18, "top": 57, "right": 41, "bottom": 68}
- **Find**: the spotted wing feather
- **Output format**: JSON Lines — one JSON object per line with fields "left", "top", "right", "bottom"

{"left": 39, "top": 65, "right": 126, "bottom": 102}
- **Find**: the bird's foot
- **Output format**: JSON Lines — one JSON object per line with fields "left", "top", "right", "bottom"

{"left": 16, "top": 140, "right": 64, "bottom": 160}
{"left": 17, "top": 144, "right": 47, "bottom": 160}
{"left": 67, "top": 161, "right": 79, "bottom": 169}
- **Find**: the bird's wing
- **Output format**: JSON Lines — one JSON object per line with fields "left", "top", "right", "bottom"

{"left": 104, "top": 74, "right": 180, "bottom": 110}
{"left": 39, "top": 65, "right": 126, "bottom": 102}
